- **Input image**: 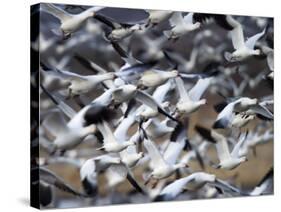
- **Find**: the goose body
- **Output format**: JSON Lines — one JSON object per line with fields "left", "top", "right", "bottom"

{"left": 42, "top": 4, "right": 104, "bottom": 38}
{"left": 139, "top": 70, "right": 178, "bottom": 87}
{"left": 224, "top": 16, "right": 265, "bottom": 61}
{"left": 175, "top": 77, "right": 210, "bottom": 115}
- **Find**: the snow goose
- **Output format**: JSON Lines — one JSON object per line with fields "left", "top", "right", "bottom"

{"left": 114, "top": 113, "right": 144, "bottom": 167}
{"left": 42, "top": 67, "right": 115, "bottom": 97}
{"left": 154, "top": 172, "right": 242, "bottom": 201}
{"left": 40, "top": 86, "right": 97, "bottom": 152}
{"left": 213, "top": 102, "right": 255, "bottom": 129}
{"left": 110, "top": 84, "right": 178, "bottom": 122}
{"left": 208, "top": 129, "right": 248, "bottom": 170}
{"left": 96, "top": 120, "right": 136, "bottom": 153}
{"left": 213, "top": 97, "right": 273, "bottom": 129}
{"left": 41, "top": 3, "right": 104, "bottom": 39}
{"left": 38, "top": 167, "right": 87, "bottom": 197}
{"left": 238, "top": 126, "right": 273, "bottom": 157}
{"left": 146, "top": 118, "right": 175, "bottom": 139}
{"left": 175, "top": 76, "right": 211, "bottom": 116}
{"left": 143, "top": 132, "right": 188, "bottom": 185}
{"left": 80, "top": 155, "right": 121, "bottom": 196}
{"left": 164, "top": 48, "right": 198, "bottom": 72}
{"left": 146, "top": 10, "right": 173, "bottom": 27}
{"left": 224, "top": 15, "right": 266, "bottom": 62}
{"left": 104, "top": 164, "right": 146, "bottom": 194}
{"left": 137, "top": 80, "right": 173, "bottom": 119}
{"left": 94, "top": 14, "right": 143, "bottom": 42}
{"left": 41, "top": 85, "right": 118, "bottom": 151}
{"left": 164, "top": 12, "right": 200, "bottom": 40}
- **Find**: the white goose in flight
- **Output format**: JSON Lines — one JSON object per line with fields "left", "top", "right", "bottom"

{"left": 143, "top": 134, "right": 188, "bottom": 185}
{"left": 154, "top": 172, "right": 243, "bottom": 201}
{"left": 137, "top": 80, "right": 173, "bottom": 119}
{"left": 164, "top": 12, "right": 201, "bottom": 40}
{"left": 80, "top": 155, "right": 121, "bottom": 196}
{"left": 41, "top": 3, "right": 104, "bottom": 39}
{"left": 224, "top": 15, "right": 266, "bottom": 62}
{"left": 146, "top": 10, "right": 173, "bottom": 27}
{"left": 175, "top": 76, "right": 211, "bottom": 116}
{"left": 43, "top": 67, "right": 115, "bottom": 97}
{"left": 213, "top": 97, "right": 273, "bottom": 129}
{"left": 114, "top": 113, "right": 144, "bottom": 167}
{"left": 209, "top": 129, "right": 248, "bottom": 170}
{"left": 96, "top": 120, "right": 136, "bottom": 153}
{"left": 40, "top": 87, "right": 98, "bottom": 152}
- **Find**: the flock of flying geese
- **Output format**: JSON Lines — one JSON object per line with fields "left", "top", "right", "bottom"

{"left": 31, "top": 3, "right": 274, "bottom": 208}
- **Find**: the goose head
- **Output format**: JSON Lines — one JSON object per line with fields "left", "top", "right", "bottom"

{"left": 198, "top": 99, "right": 207, "bottom": 106}
{"left": 252, "top": 49, "right": 261, "bottom": 55}
{"left": 238, "top": 156, "right": 248, "bottom": 163}
{"left": 168, "top": 70, "right": 179, "bottom": 78}
{"left": 130, "top": 24, "right": 142, "bottom": 31}
{"left": 124, "top": 140, "right": 137, "bottom": 148}
{"left": 224, "top": 51, "right": 243, "bottom": 62}
{"left": 193, "top": 22, "right": 201, "bottom": 30}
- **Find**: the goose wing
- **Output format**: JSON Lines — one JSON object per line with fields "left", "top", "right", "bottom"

{"left": 183, "top": 12, "right": 194, "bottom": 24}
{"left": 97, "top": 121, "right": 118, "bottom": 144}
{"left": 39, "top": 167, "right": 87, "bottom": 197}
{"left": 213, "top": 178, "right": 245, "bottom": 195}
{"left": 175, "top": 77, "right": 191, "bottom": 102}
{"left": 164, "top": 139, "right": 185, "bottom": 165}
{"left": 41, "top": 3, "right": 72, "bottom": 22}
{"left": 40, "top": 84, "right": 77, "bottom": 119}
{"left": 231, "top": 131, "right": 248, "bottom": 158}
{"left": 143, "top": 138, "right": 167, "bottom": 169}
{"left": 106, "top": 164, "right": 145, "bottom": 194}
{"left": 42, "top": 111, "right": 67, "bottom": 137}
{"left": 169, "top": 12, "right": 184, "bottom": 27}
{"left": 188, "top": 77, "right": 212, "bottom": 101}
{"left": 245, "top": 28, "right": 266, "bottom": 50}
{"left": 114, "top": 115, "right": 136, "bottom": 143}
{"left": 135, "top": 90, "right": 178, "bottom": 122}
{"left": 227, "top": 16, "right": 245, "bottom": 50}
{"left": 211, "top": 130, "right": 232, "bottom": 163}
{"left": 249, "top": 104, "right": 273, "bottom": 120}
{"left": 213, "top": 102, "right": 236, "bottom": 129}
{"left": 152, "top": 81, "right": 172, "bottom": 104}
{"left": 157, "top": 175, "right": 193, "bottom": 200}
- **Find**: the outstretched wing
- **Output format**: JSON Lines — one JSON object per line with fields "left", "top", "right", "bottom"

{"left": 143, "top": 139, "right": 167, "bottom": 169}
{"left": 39, "top": 167, "right": 87, "bottom": 197}
{"left": 245, "top": 28, "right": 266, "bottom": 50}
{"left": 41, "top": 3, "right": 72, "bottom": 22}
{"left": 188, "top": 77, "right": 212, "bottom": 101}
{"left": 227, "top": 15, "right": 245, "bottom": 50}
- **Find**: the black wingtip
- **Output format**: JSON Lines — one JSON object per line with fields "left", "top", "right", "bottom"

{"left": 158, "top": 107, "right": 179, "bottom": 123}
{"left": 153, "top": 194, "right": 166, "bottom": 202}
{"left": 84, "top": 104, "right": 117, "bottom": 125}
{"left": 195, "top": 125, "right": 216, "bottom": 143}
{"left": 183, "top": 139, "right": 192, "bottom": 151}
{"left": 170, "top": 122, "right": 184, "bottom": 142}
{"left": 213, "top": 102, "right": 228, "bottom": 113}
{"left": 82, "top": 178, "right": 98, "bottom": 197}
{"left": 126, "top": 174, "right": 145, "bottom": 195}
{"left": 40, "top": 83, "right": 59, "bottom": 105}
{"left": 212, "top": 119, "right": 227, "bottom": 129}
